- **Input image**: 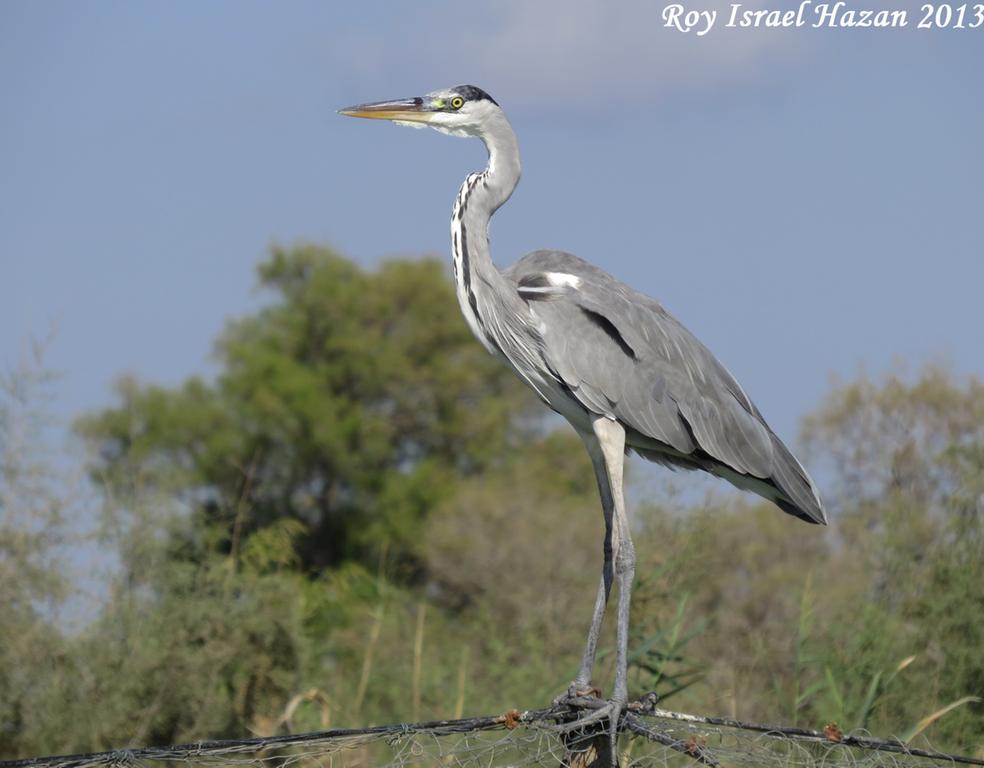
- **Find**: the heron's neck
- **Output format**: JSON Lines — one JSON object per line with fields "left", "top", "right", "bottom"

{"left": 478, "top": 115, "right": 522, "bottom": 217}
{"left": 450, "top": 113, "right": 521, "bottom": 354}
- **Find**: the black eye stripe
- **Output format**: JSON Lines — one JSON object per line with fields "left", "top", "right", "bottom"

{"left": 450, "top": 84, "right": 499, "bottom": 106}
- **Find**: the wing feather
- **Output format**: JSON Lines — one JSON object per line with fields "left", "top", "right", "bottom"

{"left": 506, "top": 250, "right": 825, "bottom": 524}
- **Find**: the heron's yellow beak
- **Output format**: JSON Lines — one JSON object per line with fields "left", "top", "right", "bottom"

{"left": 338, "top": 97, "right": 435, "bottom": 124}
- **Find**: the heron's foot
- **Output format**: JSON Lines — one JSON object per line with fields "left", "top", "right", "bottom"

{"left": 552, "top": 682, "right": 602, "bottom": 707}
{"left": 549, "top": 694, "right": 625, "bottom": 734}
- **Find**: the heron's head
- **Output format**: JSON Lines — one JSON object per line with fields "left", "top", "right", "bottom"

{"left": 339, "top": 85, "right": 502, "bottom": 139}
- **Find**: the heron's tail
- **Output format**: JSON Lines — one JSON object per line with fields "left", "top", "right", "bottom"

{"left": 702, "top": 433, "right": 827, "bottom": 525}
{"left": 634, "top": 433, "right": 827, "bottom": 524}
{"left": 767, "top": 433, "right": 826, "bottom": 525}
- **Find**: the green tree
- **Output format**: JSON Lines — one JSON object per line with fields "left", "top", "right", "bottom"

{"left": 802, "top": 367, "right": 984, "bottom": 747}
{"left": 77, "top": 246, "right": 536, "bottom": 575}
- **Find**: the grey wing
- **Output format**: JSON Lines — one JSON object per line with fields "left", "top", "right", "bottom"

{"left": 506, "top": 250, "right": 826, "bottom": 525}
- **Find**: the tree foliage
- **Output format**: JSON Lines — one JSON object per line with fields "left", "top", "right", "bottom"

{"left": 76, "top": 246, "right": 536, "bottom": 573}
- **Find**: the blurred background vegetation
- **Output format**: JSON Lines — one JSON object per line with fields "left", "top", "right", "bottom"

{"left": 1, "top": 245, "right": 981, "bottom": 759}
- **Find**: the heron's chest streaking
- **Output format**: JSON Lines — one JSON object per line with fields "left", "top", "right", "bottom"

{"left": 449, "top": 173, "right": 556, "bottom": 403}
{"left": 450, "top": 172, "right": 499, "bottom": 356}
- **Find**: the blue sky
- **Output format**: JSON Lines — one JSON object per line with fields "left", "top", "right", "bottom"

{"left": 2, "top": 1, "right": 982, "bottom": 466}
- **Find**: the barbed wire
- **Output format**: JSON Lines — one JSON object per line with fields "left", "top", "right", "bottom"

{"left": 2, "top": 699, "right": 981, "bottom": 768}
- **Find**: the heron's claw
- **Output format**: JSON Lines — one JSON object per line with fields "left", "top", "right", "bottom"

{"left": 550, "top": 701, "right": 614, "bottom": 733}
{"left": 549, "top": 695, "right": 624, "bottom": 734}
{"left": 552, "top": 683, "right": 603, "bottom": 707}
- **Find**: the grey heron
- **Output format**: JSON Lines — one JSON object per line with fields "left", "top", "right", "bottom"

{"left": 340, "top": 85, "right": 826, "bottom": 738}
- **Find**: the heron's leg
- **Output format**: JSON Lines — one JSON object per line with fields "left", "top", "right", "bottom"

{"left": 571, "top": 431, "right": 616, "bottom": 692}
{"left": 572, "top": 574, "right": 610, "bottom": 692}
{"left": 591, "top": 417, "right": 633, "bottom": 706}
{"left": 592, "top": 416, "right": 634, "bottom": 762}
{"left": 554, "top": 417, "right": 632, "bottom": 763}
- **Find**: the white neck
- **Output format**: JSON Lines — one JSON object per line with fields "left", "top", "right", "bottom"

{"left": 449, "top": 109, "right": 522, "bottom": 355}
{"left": 479, "top": 110, "right": 522, "bottom": 215}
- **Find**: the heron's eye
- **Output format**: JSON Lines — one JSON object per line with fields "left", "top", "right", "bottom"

{"left": 450, "top": 96, "right": 465, "bottom": 110}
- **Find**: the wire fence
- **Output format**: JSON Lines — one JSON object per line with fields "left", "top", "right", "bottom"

{"left": 2, "top": 700, "right": 981, "bottom": 768}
